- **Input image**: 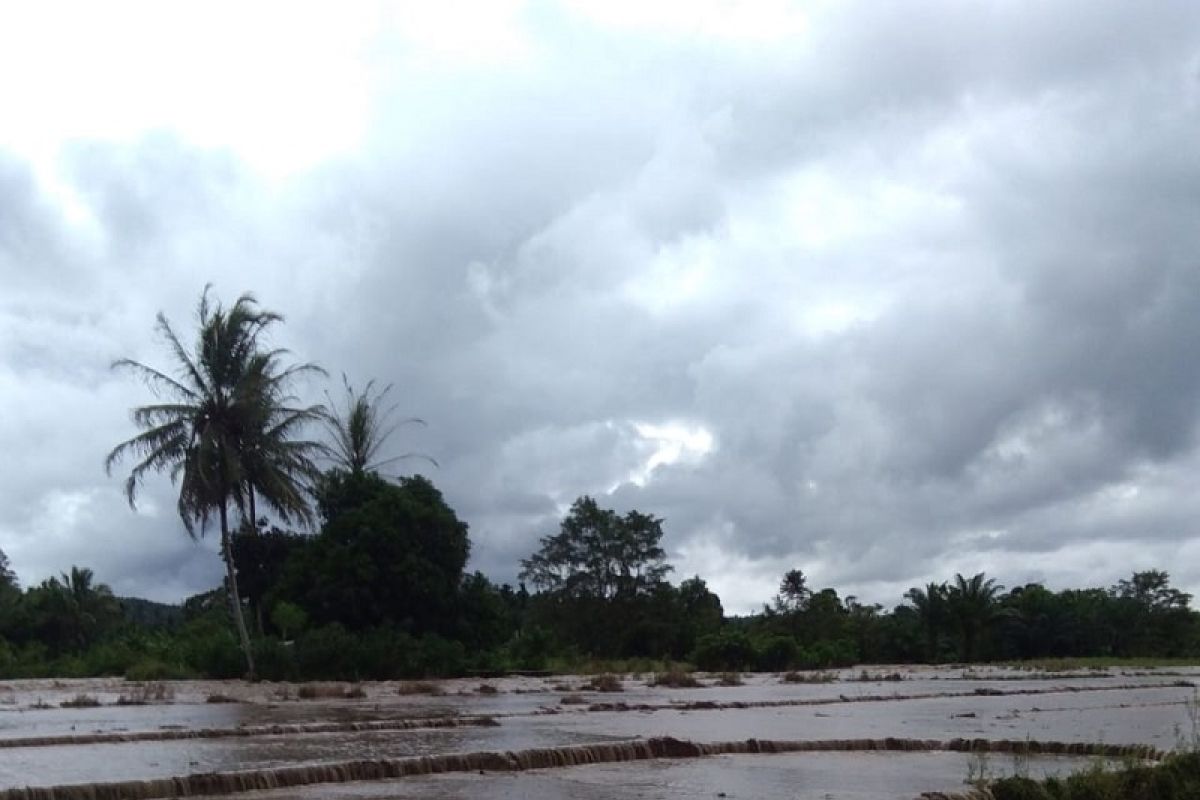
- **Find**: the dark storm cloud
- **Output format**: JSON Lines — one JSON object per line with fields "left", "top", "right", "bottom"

{"left": 3, "top": 2, "right": 1200, "bottom": 611}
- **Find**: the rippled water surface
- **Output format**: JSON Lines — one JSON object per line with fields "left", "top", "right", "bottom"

{"left": 0, "top": 666, "right": 1193, "bottom": 799}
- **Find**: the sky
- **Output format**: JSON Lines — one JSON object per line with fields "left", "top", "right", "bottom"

{"left": 3, "top": 1, "right": 1200, "bottom": 613}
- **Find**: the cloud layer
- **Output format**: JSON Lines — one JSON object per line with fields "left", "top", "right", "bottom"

{"left": 3, "top": 1, "right": 1200, "bottom": 611}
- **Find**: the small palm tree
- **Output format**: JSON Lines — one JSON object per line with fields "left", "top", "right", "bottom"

{"left": 106, "top": 287, "right": 321, "bottom": 678}
{"left": 322, "top": 375, "right": 436, "bottom": 477}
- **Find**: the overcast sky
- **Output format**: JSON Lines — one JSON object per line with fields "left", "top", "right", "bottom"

{"left": 2, "top": 1, "right": 1200, "bottom": 613}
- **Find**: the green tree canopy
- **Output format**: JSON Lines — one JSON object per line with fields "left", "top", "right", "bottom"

{"left": 519, "top": 496, "right": 672, "bottom": 600}
{"left": 279, "top": 471, "right": 469, "bottom": 634}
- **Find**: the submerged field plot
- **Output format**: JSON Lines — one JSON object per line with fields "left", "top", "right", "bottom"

{"left": 0, "top": 665, "right": 1194, "bottom": 800}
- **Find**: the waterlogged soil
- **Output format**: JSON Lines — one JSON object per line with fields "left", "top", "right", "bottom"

{"left": 0, "top": 665, "right": 1195, "bottom": 798}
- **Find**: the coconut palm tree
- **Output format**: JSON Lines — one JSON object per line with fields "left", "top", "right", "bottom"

{"left": 239, "top": 352, "right": 327, "bottom": 533}
{"left": 947, "top": 572, "right": 1003, "bottom": 662}
{"left": 106, "top": 287, "right": 321, "bottom": 678}
{"left": 322, "top": 375, "right": 436, "bottom": 477}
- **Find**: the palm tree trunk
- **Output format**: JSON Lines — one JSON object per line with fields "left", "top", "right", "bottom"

{"left": 220, "top": 501, "right": 256, "bottom": 680}
{"left": 247, "top": 487, "right": 258, "bottom": 535}
{"left": 244, "top": 485, "right": 264, "bottom": 635}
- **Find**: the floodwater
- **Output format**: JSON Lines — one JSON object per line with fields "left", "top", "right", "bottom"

{"left": 0, "top": 665, "right": 1194, "bottom": 799}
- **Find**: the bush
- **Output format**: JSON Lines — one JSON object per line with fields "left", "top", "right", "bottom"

{"left": 691, "top": 631, "right": 756, "bottom": 672}
{"left": 294, "top": 624, "right": 357, "bottom": 680}
{"left": 651, "top": 666, "right": 701, "bottom": 688}
{"left": 410, "top": 635, "right": 466, "bottom": 678}
{"left": 754, "top": 636, "right": 799, "bottom": 671}
{"left": 587, "top": 673, "right": 623, "bottom": 692}
{"left": 251, "top": 637, "right": 296, "bottom": 681}
{"left": 181, "top": 625, "right": 244, "bottom": 679}
{"left": 125, "top": 658, "right": 193, "bottom": 681}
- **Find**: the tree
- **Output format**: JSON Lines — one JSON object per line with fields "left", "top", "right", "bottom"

{"left": 774, "top": 569, "right": 812, "bottom": 614}
{"left": 279, "top": 472, "right": 470, "bottom": 633}
{"left": 905, "top": 582, "right": 948, "bottom": 662}
{"left": 106, "top": 287, "right": 320, "bottom": 678}
{"left": 25, "top": 567, "right": 120, "bottom": 653}
{"left": 519, "top": 496, "right": 672, "bottom": 600}
{"left": 0, "top": 549, "right": 15, "bottom": 592}
{"left": 947, "top": 572, "right": 1002, "bottom": 662}
{"left": 1113, "top": 570, "right": 1192, "bottom": 611}
{"left": 322, "top": 376, "right": 436, "bottom": 477}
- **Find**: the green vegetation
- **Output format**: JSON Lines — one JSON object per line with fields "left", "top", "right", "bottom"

{"left": 989, "top": 752, "right": 1200, "bottom": 800}
{"left": 3, "top": 287, "right": 1200, "bottom": 681}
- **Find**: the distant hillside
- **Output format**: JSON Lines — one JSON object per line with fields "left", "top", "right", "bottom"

{"left": 118, "top": 596, "right": 184, "bottom": 629}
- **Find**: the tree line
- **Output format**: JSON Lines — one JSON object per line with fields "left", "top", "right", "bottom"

{"left": 1, "top": 287, "right": 1197, "bottom": 679}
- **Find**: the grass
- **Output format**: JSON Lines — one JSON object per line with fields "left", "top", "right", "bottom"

{"left": 1001, "top": 657, "right": 1200, "bottom": 672}
{"left": 559, "top": 693, "right": 587, "bottom": 705}
{"left": 586, "top": 673, "right": 623, "bottom": 692}
{"left": 397, "top": 681, "right": 444, "bottom": 696}
{"left": 205, "top": 693, "right": 241, "bottom": 704}
{"left": 714, "top": 671, "right": 744, "bottom": 687}
{"left": 651, "top": 667, "right": 701, "bottom": 688}
{"left": 60, "top": 693, "right": 101, "bottom": 708}
{"left": 297, "top": 683, "right": 361, "bottom": 699}
{"left": 781, "top": 670, "right": 837, "bottom": 684}
{"left": 988, "top": 752, "right": 1200, "bottom": 800}
{"left": 547, "top": 657, "right": 687, "bottom": 676}
{"left": 116, "top": 682, "right": 174, "bottom": 705}
{"left": 476, "top": 683, "right": 498, "bottom": 695}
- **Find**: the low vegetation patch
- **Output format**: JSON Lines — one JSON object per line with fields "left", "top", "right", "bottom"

{"left": 297, "top": 683, "right": 351, "bottom": 699}
{"left": 587, "top": 673, "right": 623, "bottom": 692}
{"left": 782, "top": 670, "right": 837, "bottom": 684}
{"left": 397, "top": 681, "right": 444, "bottom": 696}
{"left": 116, "top": 682, "right": 174, "bottom": 705}
{"left": 560, "top": 693, "right": 587, "bottom": 705}
{"left": 652, "top": 667, "right": 701, "bottom": 688}
{"left": 476, "top": 683, "right": 498, "bottom": 695}
{"left": 714, "top": 671, "right": 744, "bottom": 686}
{"left": 205, "top": 693, "right": 240, "bottom": 704}
{"left": 986, "top": 751, "right": 1200, "bottom": 800}
{"left": 857, "top": 670, "right": 904, "bottom": 682}
{"left": 343, "top": 684, "right": 367, "bottom": 699}
{"left": 60, "top": 693, "right": 101, "bottom": 708}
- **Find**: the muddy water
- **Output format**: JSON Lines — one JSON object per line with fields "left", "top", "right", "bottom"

{"left": 189, "top": 752, "right": 1123, "bottom": 800}
{"left": 0, "top": 667, "right": 1194, "bottom": 798}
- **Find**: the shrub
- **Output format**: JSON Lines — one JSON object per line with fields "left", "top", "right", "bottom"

{"left": 206, "top": 693, "right": 240, "bottom": 704}
{"left": 691, "top": 631, "right": 756, "bottom": 672}
{"left": 397, "top": 681, "right": 443, "bottom": 696}
{"left": 251, "top": 637, "right": 296, "bottom": 682}
{"left": 125, "top": 658, "right": 193, "bottom": 681}
{"left": 715, "top": 671, "right": 743, "bottom": 687}
{"left": 116, "top": 682, "right": 174, "bottom": 705}
{"left": 587, "top": 673, "right": 623, "bottom": 692}
{"left": 782, "top": 670, "right": 836, "bottom": 684}
{"left": 651, "top": 667, "right": 701, "bottom": 688}
{"left": 294, "top": 624, "right": 357, "bottom": 680}
{"left": 60, "top": 694, "right": 101, "bottom": 708}
{"left": 754, "top": 636, "right": 799, "bottom": 671}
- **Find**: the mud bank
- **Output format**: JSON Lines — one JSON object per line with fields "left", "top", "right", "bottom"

{"left": 0, "top": 736, "right": 1161, "bottom": 800}
{"left": 0, "top": 715, "right": 499, "bottom": 750}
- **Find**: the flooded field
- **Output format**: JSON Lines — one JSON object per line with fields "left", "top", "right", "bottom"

{"left": 0, "top": 665, "right": 1195, "bottom": 799}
